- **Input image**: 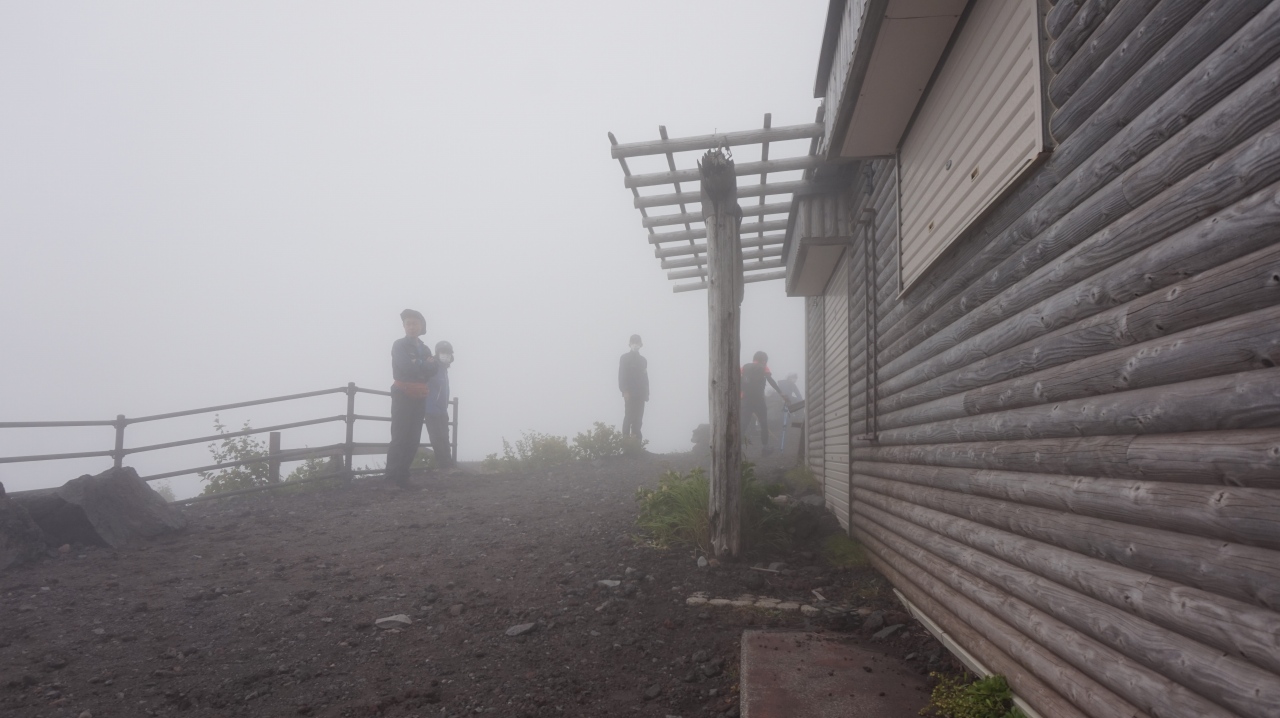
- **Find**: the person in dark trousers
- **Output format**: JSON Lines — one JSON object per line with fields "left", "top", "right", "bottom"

{"left": 775, "top": 372, "right": 804, "bottom": 452}
{"left": 741, "top": 351, "right": 784, "bottom": 456}
{"left": 619, "top": 334, "right": 649, "bottom": 442}
{"left": 424, "top": 340, "right": 455, "bottom": 470}
{"left": 385, "top": 309, "right": 437, "bottom": 487}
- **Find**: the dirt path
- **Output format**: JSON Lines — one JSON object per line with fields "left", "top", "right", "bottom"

{"left": 1, "top": 454, "right": 954, "bottom": 717}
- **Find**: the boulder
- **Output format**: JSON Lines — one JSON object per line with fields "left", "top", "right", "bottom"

{"left": 16, "top": 467, "right": 185, "bottom": 548}
{"left": 0, "top": 483, "right": 48, "bottom": 571}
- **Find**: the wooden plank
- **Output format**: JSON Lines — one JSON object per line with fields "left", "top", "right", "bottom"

{"left": 1048, "top": 0, "right": 1165, "bottom": 107}
{"left": 858, "top": 531, "right": 1149, "bottom": 718}
{"left": 1046, "top": 0, "right": 1089, "bottom": 39}
{"left": 879, "top": 305, "right": 1280, "bottom": 433}
{"left": 852, "top": 430, "right": 1280, "bottom": 488}
{"left": 880, "top": 99, "right": 1280, "bottom": 389}
{"left": 879, "top": 234, "right": 1280, "bottom": 414}
{"left": 625, "top": 155, "right": 823, "bottom": 189}
{"left": 852, "top": 473, "right": 1280, "bottom": 609}
{"left": 853, "top": 458, "right": 1280, "bottom": 549}
{"left": 1047, "top": 0, "right": 1125, "bottom": 72}
{"left": 610, "top": 123, "right": 822, "bottom": 159}
{"left": 856, "top": 500, "right": 1278, "bottom": 716}
{"left": 648, "top": 219, "right": 788, "bottom": 244}
{"left": 633, "top": 180, "right": 811, "bottom": 209}
{"left": 1052, "top": 0, "right": 1266, "bottom": 141}
{"left": 660, "top": 246, "right": 781, "bottom": 270}
{"left": 655, "top": 234, "right": 783, "bottom": 258}
{"left": 855, "top": 482, "right": 1280, "bottom": 678}
{"left": 876, "top": 0, "right": 1277, "bottom": 355}
{"left": 642, "top": 201, "right": 791, "bottom": 228}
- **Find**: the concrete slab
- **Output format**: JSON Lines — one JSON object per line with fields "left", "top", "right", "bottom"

{"left": 740, "top": 630, "right": 930, "bottom": 718}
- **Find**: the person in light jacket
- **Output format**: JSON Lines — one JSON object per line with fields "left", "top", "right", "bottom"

{"left": 424, "top": 340, "right": 455, "bottom": 470}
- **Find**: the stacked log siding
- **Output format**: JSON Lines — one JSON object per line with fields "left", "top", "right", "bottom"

{"left": 805, "top": 1, "right": 1280, "bottom": 716}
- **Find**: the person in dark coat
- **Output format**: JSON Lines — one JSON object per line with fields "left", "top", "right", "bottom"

{"left": 619, "top": 334, "right": 649, "bottom": 442}
{"left": 424, "top": 340, "right": 455, "bottom": 470}
{"left": 385, "top": 309, "right": 437, "bottom": 487}
{"left": 741, "top": 351, "right": 784, "bottom": 455}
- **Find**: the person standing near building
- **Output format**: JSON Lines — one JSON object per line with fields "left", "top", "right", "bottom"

{"left": 775, "top": 372, "right": 804, "bottom": 452}
{"left": 742, "top": 351, "right": 784, "bottom": 456}
{"left": 385, "top": 309, "right": 436, "bottom": 487}
{"left": 619, "top": 334, "right": 649, "bottom": 442}
{"left": 425, "top": 340, "right": 456, "bottom": 471}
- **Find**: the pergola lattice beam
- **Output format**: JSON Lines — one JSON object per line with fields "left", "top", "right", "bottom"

{"left": 647, "top": 219, "right": 789, "bottom": 245}
{"left": 610, "top": 122, "right": 822, "bottom": 159}
{"left": 655, "top": 233, "right": 786, "bottom": 258}
{"left": 634, "top": 179, "right": 812, "bottom": 209}
{"left": 625, "top": 155, "right": 822, "bottom": 189}
{"left": 643, "top": 200, "right": 792, "bottom": 228}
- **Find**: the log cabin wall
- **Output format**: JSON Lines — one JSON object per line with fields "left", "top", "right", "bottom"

{"left": 809, "top": 1, "right": 1280, "bottom": 716}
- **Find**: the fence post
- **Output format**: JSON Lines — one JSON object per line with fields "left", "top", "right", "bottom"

{"left": 113, "top": 415, "right": 127, "bottom": 469}
{"left": 268, "top": 431, "right": 281, "bottom": 483}
{"left": 450, "top": 397, "right": 459, "bottom": 463}
{"left": 344, "top": 383, "right": 356, "bottom": 477}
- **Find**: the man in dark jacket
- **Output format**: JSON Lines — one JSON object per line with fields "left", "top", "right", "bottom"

{"left": 619, "top": 334, "right": 649, "bottom": 442}
{"left": 741, "top": 351, "right": 784, "bottom": 455}
{"left": 385, "top": 309, "right": 437, "bottom": 487}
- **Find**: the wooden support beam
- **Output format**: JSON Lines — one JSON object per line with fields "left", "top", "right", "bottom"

{"left": 626, "top": 155, "right": 822, "bottom": 189}
{"left": 609, "top": 122, "right": 822, "bottom": 159}
{"left": 661, "top": 246, "right": 781, "bottom": 270}
{"left": 667, "top": 258, "right": 783, "bottom": 281}
{"left": 634, "top": 180, "right": 813, "bottom": 209}
{"left": 642, "top": 201, "right": 791, "bottom": 228}
{"left": 655, "top": 234, "right": 784, "bottom": 258}
{"left": 648, "top": 219, "right": 787, "bottom": 244}
{"left": 701, "top": 148, "right": 743, "bottom": 559}
{"left": 673, "top": 269, "right": 787, "bottom": 294}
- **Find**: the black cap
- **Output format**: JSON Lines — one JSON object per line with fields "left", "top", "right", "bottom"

{"left": 435, "top": 340, "right": 453, "bottom": 354}
{"left": 630, "top": 334, "right": 642, "bottom": 345}
{"left": 400, "top": 309, "right": 425, "bottom": 324}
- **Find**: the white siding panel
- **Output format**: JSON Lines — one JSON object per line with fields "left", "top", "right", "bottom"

{"left": 823, "top": 253, "right": 852, "bottom": 528}
{"left": 898, "top": 0, "right": 1046, "bottom": 291}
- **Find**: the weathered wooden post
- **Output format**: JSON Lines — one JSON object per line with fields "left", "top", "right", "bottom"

{"left": 343, "top": 382, "right": 356, "bottom": 478}
{"left": 700, "top": 148, "right": 744, "bottom": 558}
{"left": 112, "top": 415, "right": 127, "bottom": 469}
{"left": 268, "top": 431, "right": 281, "bottom": 483}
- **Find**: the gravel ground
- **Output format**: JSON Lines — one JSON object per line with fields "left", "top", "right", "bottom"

{"left": 1, "top": 453, "right": 958, "bottom": 717}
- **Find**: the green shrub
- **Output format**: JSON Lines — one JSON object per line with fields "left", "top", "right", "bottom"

{"left": 821, "top": 533, "right": 869, "bottom": 568}
{"left": 482, "top": 431, "right": 574, "bottom": 472}
{"left": 152, "top": 480, "right": 176, "bottom": 502}
{"left": 571, "top": 422, "right": 625, "bottom": 460}
{"left": 923, "top": 673, "right": 1026, "bottom": 718}
{"left": 634, "top": 462, "right": 790, "bottom": 553}
{"left": 199, "top": 416, "right": 273, "bottom": 495}
{"left": 784, "top": 464, "right": 821, "bottom": 495}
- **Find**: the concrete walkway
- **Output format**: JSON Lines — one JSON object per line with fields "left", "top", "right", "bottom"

{"left": 740, "top": 630, "right": 931, "bottom": 717}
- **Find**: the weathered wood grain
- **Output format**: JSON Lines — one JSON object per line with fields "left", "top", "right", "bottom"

{"left": 851, "top": 430, "right": 1280, "bottom": 488}
{"left": 880, "top": 81, "right": 1280, "bottom": 389}
{"left": 858, "top": 531, "right": 1153, "bottom": 718}
{"left": 1053, "top": 0, "right": 1267, "bottom": 141}
{"left": 1048, "top": 0, "right": 1124, "bottom": 72}
{"left": 879, "top": 306, "right": 1280, "bottom": 432}
{"left": 877, "top": 0, "right": 1277, "bottom": 354}
{"left": 1047, "top": 0, "right": 1090, "bottom": 40}
{"left": 852, "top": 458, "right": 1280, "bottom": 548}
{"left": 854, "top": 484, "right": 1280, "bottom": 677}
{"left": 852, "top": 473, "right": 1280, "bottom": 609}
{"left": 877, "top": 189, "right": 1280, "bottom": 414}
{"left": 856, "top": 500, "right": 1280, "bottom": 716}
{"left": 1049, "top": 0, "right": 1165, "bottom": 106}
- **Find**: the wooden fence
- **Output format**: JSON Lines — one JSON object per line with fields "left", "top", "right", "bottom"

{"left": 0, "top": 383, "right": 458, "bottom": 502}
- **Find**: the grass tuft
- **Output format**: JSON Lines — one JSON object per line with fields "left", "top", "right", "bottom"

{"left": 820, "top": 533, "right": 869, "bottom": 568}
{"left": 922, "top": 673, "right": 1027, "bottom": 718}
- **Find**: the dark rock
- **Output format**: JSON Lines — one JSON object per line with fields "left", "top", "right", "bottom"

{"left": 741, "top": 572, "right": 765, "bottom": 590}
{"left": 0, "top": 492, "right": 47, "bottom": 572}
{"left": 505, "top": 622, "right": 536, "bottom": 637}
{"left": 701, "top": 657, "right": 724, "bottom": 677}
{"left": 643, "top": 683, "right": 662, "bottom": 700}
{"left": 691, "top": 650, "right": 710, "bottom": 664}
{"left": 873, "top": 624, "right": 905, "bottom": 641}
{"left": 861, "top": 610, "right": 886, "bottom": 634}
{"left": 15, "top": 468, "right": 185, "bottom": 548}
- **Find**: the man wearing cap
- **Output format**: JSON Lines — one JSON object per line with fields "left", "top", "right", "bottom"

{"left": 385, "top": 309, "right": 437, "bottom": 487}
{"left": 424, "top": 340, "right": 456, "bottom": 471}
{"left": 619, "top": 334, "right": 649, "bottom": 442}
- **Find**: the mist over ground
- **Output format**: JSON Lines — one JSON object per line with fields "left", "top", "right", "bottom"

{"left": 0, "top": 2, "right": 825, "bottom": 499}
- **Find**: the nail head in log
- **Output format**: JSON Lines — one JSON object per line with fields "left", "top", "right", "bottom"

{"left": 700, "top": 147, "right": 744, "bottom": 558}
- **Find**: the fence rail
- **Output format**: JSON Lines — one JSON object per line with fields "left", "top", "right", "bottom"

{"left": 0, "top": 383, "right": 459, "bottom": 496}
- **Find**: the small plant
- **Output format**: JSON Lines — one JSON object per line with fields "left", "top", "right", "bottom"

{"left": 199, "top": 416, "right": 272, "bottom": 495}
{"left": 784, "top": 464, "right": 821, "bottom": 495}
{"left": 821, "top": 533, "right": 869, "bottom": 568}
{"left": 634, "top": 462, "right": 790, "bottom": 553}
{"left": 152, "top": 480, "right": 176, "bottom": 503}
{"left": 571, "top": 422, "right": 625, "bottom": 460}
{"left": 922, "top": 673, "right": 1026, "bottom": 718}
{"left": 482, "top": 431, "right": 574, "bottom": 472}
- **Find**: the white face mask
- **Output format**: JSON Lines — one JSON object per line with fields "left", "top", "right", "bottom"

{"left": 629, "top": 343, "right": 641, "bottom": 352}
{"left": 438, "top": 353, "right": 453, "bottom": 364}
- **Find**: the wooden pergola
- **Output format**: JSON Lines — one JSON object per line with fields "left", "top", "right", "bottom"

{"left": 609, "top": 115, "right": 825, "bottom": 292}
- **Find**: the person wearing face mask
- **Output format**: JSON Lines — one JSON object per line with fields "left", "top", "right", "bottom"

{"left": 424, "top": 340, "right": 456, "bottom": 471}
{"left": 386, "top": 309, "right": 437, "bottom": 487}
{"left": 618, "top": 334, "right": 649, "bottom": 442}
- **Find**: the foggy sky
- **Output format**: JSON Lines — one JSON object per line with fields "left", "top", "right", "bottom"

{"left": 1, "top": 2, "right": 826, "bottom": 498}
